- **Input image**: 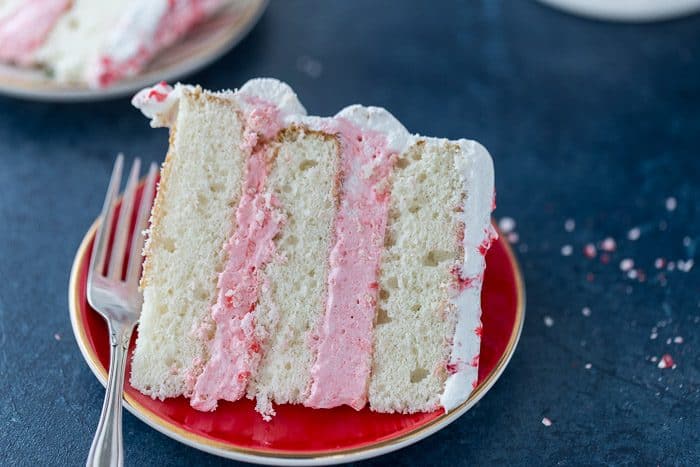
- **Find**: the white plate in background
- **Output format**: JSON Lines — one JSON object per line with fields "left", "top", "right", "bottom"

{"left": 538, "top": 0, "right": 700, "bottom": 22}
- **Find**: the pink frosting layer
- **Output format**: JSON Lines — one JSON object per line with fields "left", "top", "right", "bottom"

{"left": 190, "top": 99, "right": 284, "bottom": 411}
{"left": 304, "top": 118, "right": 395, "bottom": 410}
{"left": 88, "top": 0, "right": 223, "bottom": 88}
{"left": 0, "top": 0, "right": 70, "bottom": 65}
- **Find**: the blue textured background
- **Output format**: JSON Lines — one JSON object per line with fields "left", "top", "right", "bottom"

{"left": 1, "top": 1, "right": 698, "bottom": 465}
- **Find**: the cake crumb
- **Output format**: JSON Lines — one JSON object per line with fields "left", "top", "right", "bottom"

{"left": 498, "top": 217, "right": 516, "bottom": 234}
{"left": 544, "top": 316, "right": 554, "bottom": 327}
{"left": 665, "top": 197, "right": 677, "bottom": 211}
{"left": 542, "top": 417, "right": 552, "bottom": 427}
{"left": 564, "top": 219, "right": 575, "bottom": 232}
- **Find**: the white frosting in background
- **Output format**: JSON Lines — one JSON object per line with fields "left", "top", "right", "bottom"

{"left": 99, "top": 0, "right": 168, "bottom": 64}
{"left": 34, "top": 0, "right": 129, "bottom": 83}
{"left": 440, "top": 139, "right": 496, "bottom": 412}
{"left": 0, "top": 0, "right": 22, "bottom": 20}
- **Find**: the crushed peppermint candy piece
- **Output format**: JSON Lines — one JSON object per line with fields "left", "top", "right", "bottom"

{"left": 665, "top": 197, "right": 677, "bottom": 211}
{"left": 654, "top": 258, "right": 665, "bottom": 269}
{"left": 544, "top": 316, "right": 554, "bottom": 327}
{"left": 683, "top": 236, "right": 692, "bottom": 247}
{"left": 54, "top": 333, "right": 61, "bottom": 341}
{"left": 619, "top": 258, "right": 634, "bottom": 272}
{"left": 561, "top": 245, "right": 573, "bottom": 256}
{"left": 601, "top": 237, "right": 617, "bottom": 252}
{"left": 673, "top": 336, "right": 684, "bottom": 344}
{"left": 584, "top": 363, "right": 592, "bottom": 370}
{"left": 650, "top": 332, "right": 658, "bottom": 340}
{"left": 657, "top": 354, "right": 674, "bottom": 369}
{"left": 583, "top": 243, "right": 597, "bottom": 258}
{"left": 498, "top": 217, "right": 516, "bottom": 234}
{"left": 542, "top": 417, "right": 552, "bottom": 427}
{"left": 564, "top": 219, "right": 575, "bottom": 232}
{"left": 581, "top": 307, "right": 591, "bottom": 317}
{"left": 507, "top": 232, "right": 519, "bottom": 244}
{"left": 627, "top": 227, "right": 641, "bottom": 241}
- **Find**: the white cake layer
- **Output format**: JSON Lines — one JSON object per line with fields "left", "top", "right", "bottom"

{"left": 131, "top": 88, "right": 247, "bottom": 398}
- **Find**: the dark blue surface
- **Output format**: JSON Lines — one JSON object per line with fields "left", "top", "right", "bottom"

{"left": 1, "top": 1, "right": 699, "bottom": 465}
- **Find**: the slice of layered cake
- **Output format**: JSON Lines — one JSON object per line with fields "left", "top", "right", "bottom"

{"left": 131, "top": 78, "right": 496, "bottom": 419}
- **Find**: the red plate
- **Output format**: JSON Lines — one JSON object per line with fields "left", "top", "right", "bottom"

{"left": 69, "top": 184, "right": 525, "bottom": 465}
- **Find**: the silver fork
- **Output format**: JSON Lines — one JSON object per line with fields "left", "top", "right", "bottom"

{"left": 86, "top": 155, "right": 157, "bottom": 467}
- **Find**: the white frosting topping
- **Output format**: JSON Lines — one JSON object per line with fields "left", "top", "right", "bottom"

{"left": 440, "top": 139, "right": 496, "bottom": 412}
{"left": 132, "top": 78, "right": 307, "bottom": 128}
{"left": 238, "top": 78, "right": 307, "bottom": 117}
{"left": 334, "top": 105, "right": 412, "bottom": 154}
{"left": 131, "top": 81, "right": 191, "bottom": 128}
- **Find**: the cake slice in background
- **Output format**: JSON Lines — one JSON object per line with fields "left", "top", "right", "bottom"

{"left": 0, "top": 0, "right": 235, "bottom": 87}
{"left": 131, "top": 78, "right": 496, "bottom": 419}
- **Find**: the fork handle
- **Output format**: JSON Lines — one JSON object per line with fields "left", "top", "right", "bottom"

{"left": 87, "top": 324, "right": 132, "bottom": 467}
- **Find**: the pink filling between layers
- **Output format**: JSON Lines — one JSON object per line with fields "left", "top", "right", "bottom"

{"left": 304, "top": 118, "right": 395, "bottom": 410}
{"left": 190, "top": 99, "right": 284, "bottom": 411}
{"left": 0, "top": 0, "right": 70, "bottom": 65}
{"left": 89, "top": 0, "right": 223, "bottom": 88}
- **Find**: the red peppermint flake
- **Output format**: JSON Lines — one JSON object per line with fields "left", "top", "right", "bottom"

{"left": 470, "top": 354, "right": 479, "bottom": 368}
{"left": 657, "top": 354, "right": 674, "bottom": 369}
{"left": 249, "top": 341, "right": 261, "bottom": 353}
{"left": 446, "top": 362, "right": 459, "bottom": 374}
{"left": 237, "top": 371, "right": 251, "bottom": 381}
{"left": 450, "top": 266, "right": 480, "bottom": 291}
{"left": 474, "top": 325, "right": 483, "bottom": 337}
{"left": 583, "top": 244, "right": 597, "bottom": 259}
